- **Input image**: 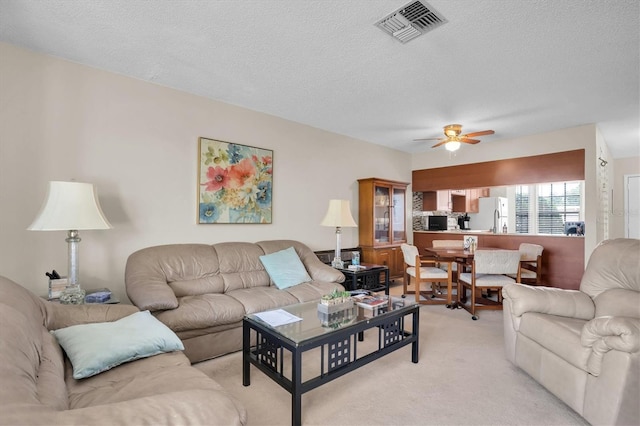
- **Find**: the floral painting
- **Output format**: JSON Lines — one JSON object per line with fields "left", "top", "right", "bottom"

{"left": 198, "top": 138, "right": 273, "bottom": 224}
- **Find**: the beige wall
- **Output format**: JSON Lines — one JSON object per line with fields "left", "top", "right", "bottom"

{"left": 1, "top": 42, "right": 635, "bottom": 301}
{"left": 0, "top": 42, "right": 411, "bottom": 300}
{"left": 611, "top": 157, "right": 640, "bottom": 238}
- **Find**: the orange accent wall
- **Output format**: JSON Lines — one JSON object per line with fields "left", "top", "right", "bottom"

{"left": 414, "top": 232, "right": 585, "bottom": 290}
{"left": 412, "top": 149, "right": 585, "bottom": 191}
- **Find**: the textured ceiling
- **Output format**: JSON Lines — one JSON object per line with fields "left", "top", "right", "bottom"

{"left": 1, "top": 0, "right": 638, "bottom": 158}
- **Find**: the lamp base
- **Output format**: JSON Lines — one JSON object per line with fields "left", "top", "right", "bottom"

{"left": 60, "top": 285, "right": 85, "bottom": 305}
{"left": 331, "top": 258, "right": 344, "bottom": 269}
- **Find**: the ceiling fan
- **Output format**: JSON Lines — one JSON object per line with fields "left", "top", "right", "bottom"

{"left": 414, "top": 124, "right": 495, "bottom": 151}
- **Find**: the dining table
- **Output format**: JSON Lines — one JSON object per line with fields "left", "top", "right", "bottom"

{"left": 422, "top": 246, "right": 498, "bottom": 309}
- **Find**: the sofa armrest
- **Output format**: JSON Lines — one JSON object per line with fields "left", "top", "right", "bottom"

{"left": 44, "top": 302, "right": 139, "bottom": 330}
{"left": 502, "top": 283, "right": 595, "bottom": 320}
{"left": 300, "top": 251, "right": 345, "bottom": 283}
{"left": 306, "top": 260, "right": 345, "bottom": 283}
{"left": 125, "top": 277, "right": 179, "bottom": 311}
{"left": 583, "top": 316, "right": 640, "bottom": 354}
{"left": 125, "top": 258, "right": 180, "bottom": 311}
{"left": 582, "top": 316, "right": 640, "bottom": 376}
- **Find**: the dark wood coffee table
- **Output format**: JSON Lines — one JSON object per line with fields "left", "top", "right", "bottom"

{"left": 243, "top": 297, "right": 419, "bottom": 425}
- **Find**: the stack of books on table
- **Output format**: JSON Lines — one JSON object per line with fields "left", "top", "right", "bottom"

{"left": 352, "top": 294, "right": 389, "bottom": 316}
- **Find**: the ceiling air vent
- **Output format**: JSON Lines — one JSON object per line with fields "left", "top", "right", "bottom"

{"left": 375, "top": 0, "right": 447, "bottom": 44}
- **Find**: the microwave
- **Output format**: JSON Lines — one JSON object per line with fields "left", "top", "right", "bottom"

{"left": 427, "top": 215, "right": 448, "bottom": 231}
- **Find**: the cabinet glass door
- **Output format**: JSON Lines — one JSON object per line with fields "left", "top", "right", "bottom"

{"left": 392, "top": 187, "right": 406, "bottom": 243}
{"left": 374, "top": 185, "right": 390, "bottom": 244}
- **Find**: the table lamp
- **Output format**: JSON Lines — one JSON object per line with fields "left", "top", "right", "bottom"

{"left": 320, "top": 199, "right": 357, "bottom": 269}
{"left": 28, "top": 181, "right": 112, "bottom": 304}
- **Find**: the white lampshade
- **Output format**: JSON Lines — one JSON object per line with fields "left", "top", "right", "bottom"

{"left": 28, "top": 181, "right": 112, "bottom": 231}
{"left": 445, "top": 141, "right": 461, "bottom": 152}
{"left": 320, "top": 199, "right": 357, "bottom": 227}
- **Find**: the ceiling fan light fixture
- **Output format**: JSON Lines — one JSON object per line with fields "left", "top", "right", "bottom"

{"left": 445, "top": 141, "right": 461, "bottom": 151}
{"left": 444, "top": 124, "right": 461, "bottom": 138}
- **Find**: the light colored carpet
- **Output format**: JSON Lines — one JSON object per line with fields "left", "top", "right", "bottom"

{"left": 195, "top": 286, "right": 588, "bottom": 426}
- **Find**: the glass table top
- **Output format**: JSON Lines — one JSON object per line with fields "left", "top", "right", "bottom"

{"left": 245, "top": 296, "right": 417, "bottom": 344}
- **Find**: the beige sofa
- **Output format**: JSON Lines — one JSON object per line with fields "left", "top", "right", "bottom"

{"left": 0, "top": 275, "right": 247, "bottom": 425}
{"left": 125, "top": 239, "right": 346, "bottom": 363}
{"left": 502, "top": 238, "right": 639, "bottom": 425}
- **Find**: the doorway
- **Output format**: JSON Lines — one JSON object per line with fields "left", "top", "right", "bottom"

{"left": 625, "top": 174, "right": 639, "bottom": 238}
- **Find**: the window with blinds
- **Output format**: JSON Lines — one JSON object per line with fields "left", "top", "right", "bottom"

{"left": 515, "top": 185, "right": 529, "bottom": 233}
{"left": 515, "top": 181, "right": 582, "bottom": 235}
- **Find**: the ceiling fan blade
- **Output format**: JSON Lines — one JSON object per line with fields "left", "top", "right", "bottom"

{"left": 431, "top": 139, "right": 450, "bottom": 148}
{"left": 413, "top": 137, "right": 442, "bottom": 141}
{"left": 460, "top": 138, "right": 481, "bottom": 144}
{"left": 462, "top": 130, "right": 495, "bottom": 138}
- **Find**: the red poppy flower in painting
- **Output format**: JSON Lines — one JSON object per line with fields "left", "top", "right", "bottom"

{"left": 228, "top": 158, "right": 256, "bottom": 189}
{"left": 203, "top": 166, "right": 229, "bottom": 192}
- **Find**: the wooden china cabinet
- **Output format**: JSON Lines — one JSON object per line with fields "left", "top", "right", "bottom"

{"left": 357, "top": 178, "right": 409, "bottom": 279}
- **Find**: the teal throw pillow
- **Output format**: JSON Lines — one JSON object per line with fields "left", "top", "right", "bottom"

{"left": 51, "top": 310, "right": 184, "bottom": 379}
{"left": 259, "top": 246, "right": 312, "bottom": 289}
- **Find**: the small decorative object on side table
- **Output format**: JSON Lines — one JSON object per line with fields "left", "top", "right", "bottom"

{"left": 46, "top": 287, "right": 119, "bottom": 304}
{"left": 59, "top": 285, "right": 86, "bottom": 305}
{"left": 84, "top": 288, "right": 119, "bottom": 304}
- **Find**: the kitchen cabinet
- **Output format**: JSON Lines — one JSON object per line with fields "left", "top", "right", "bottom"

{"left": 423, "top": 190, "right": 451, "bottom": 211}
{"left": 466, "top": 188, "right": 490, "bottom": 213}
{"left": 358, "top": 178, "right": 409, "bottom": 278}
{"left": 423, "top": 188, "right": 490, "bottom": 213}
{"left": 468, "top": 189, "right": 479, "bottom": 213}
{"left": 451, "top": 192, "right": 466, "bottom": 213}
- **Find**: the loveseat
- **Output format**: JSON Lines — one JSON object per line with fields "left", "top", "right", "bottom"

{"left": 125, "top": 239, "right": 345, "bottom": 363}
{"left": 0, "top": 275, "right": 247, "bottom": 425}
{"left": 502, "top": 238, "right": 639, "bottom": 425}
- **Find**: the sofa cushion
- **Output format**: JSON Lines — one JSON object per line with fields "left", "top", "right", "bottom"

{"left": 285, "top": 281, "right": 345, "bottom": 302}
{"left": 580, "top": 238, "right": 640, "bottom": 299}
{"left": 259, "top": 246, "right": 312, "bottom": 289}
{"left": 66, "top": 351, "right": 214, "bottom": 407}
{"left": 155, "top": 293, "right": 246, "bottom": 332}
{"left": 228, "top": 286, "right": 299, "bottom": 314}
{"left": 51, "top": 310, "right": 184, "bottom": 379}
{"left": 519, "top": 312, "right": 591, "bottom": 371}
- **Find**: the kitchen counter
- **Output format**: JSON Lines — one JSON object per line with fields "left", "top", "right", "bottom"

{"left": 413, "top": 231, "right": 585, "bottom": 289}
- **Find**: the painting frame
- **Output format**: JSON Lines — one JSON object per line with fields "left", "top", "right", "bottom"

{"left": 197, "top": 137, "right": 273, "bottom": 224}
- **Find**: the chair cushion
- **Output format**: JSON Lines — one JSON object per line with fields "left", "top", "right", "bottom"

{"left": 407, "top": 266, "right": 448, "bottom": 279}
{"left": 401, "top": 244, "right": 419, "bottom": 267}
{"left": 259, "top": 246, "right": 312, "bottom": 289}
{"left": 459, "top": 272, "right": 515, "bottom": 287}
{"left": 519, "top": 312, "right": 591, "bottom": 372}
{"left": 51, "top": 310, "right": 184, "bottom": 379}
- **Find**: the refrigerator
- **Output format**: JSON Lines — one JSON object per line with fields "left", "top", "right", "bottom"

{"left": 469, "top": 197, "right": 508, "bottom": 232}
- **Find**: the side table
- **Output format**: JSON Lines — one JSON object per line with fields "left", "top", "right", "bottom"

{"left": 45, "top": 288, "right": 120, "bottom": 304}
{"left": 337, "top": 263, "right": 390, "bottom": 294}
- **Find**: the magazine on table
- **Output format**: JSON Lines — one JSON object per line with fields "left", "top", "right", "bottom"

{"left": 352, "top": 294, "right": 388, "bottom": 309}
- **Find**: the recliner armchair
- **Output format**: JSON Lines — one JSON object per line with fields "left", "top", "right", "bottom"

{"left": 502, "top": 238, "right": 639, "bottom": 426}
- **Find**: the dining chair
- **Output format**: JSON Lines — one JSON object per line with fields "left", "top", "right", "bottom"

{"left": 509, "top": 243, "right": 544, "bottom": 285}
{"left": 400, "top": 243, "right": 453, "bottom": 305}
{"left": 457, "top": 249, "right": 521, "bottom": 320}
{"left": 430, "top": 239, "right": 465, "bottom": 291}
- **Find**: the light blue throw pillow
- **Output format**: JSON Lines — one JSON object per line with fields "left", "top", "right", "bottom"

{"left": 51, "top": 310, "right": 184, "bottom": 379}
{"left": 259, "top": 246, "right": 312, "bottom": 289}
